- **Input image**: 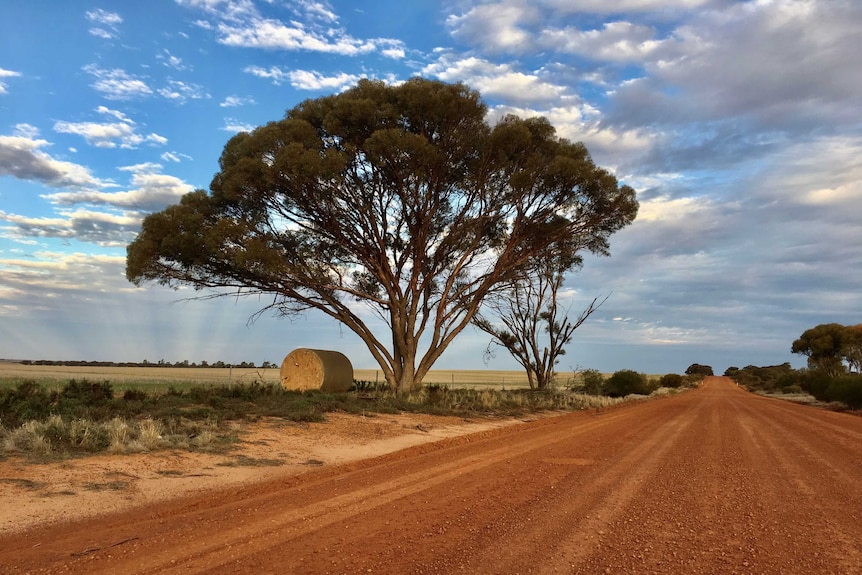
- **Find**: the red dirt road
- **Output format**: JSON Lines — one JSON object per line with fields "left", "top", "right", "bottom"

{"left": 2, "top": 376, "right": 861, "bottom": 574}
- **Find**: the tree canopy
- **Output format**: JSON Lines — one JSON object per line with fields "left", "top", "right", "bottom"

{"left": 685, "top": 363, "right": 714, "bottom": 377}
{"left": 792, "top": 322, "right": 862, "bottom": 375}
{"left": 127, "top": 78, "right": 638, "bottom": 393}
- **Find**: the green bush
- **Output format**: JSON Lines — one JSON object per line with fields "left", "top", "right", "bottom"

{"left": 800, "top": 370, "right": 833, "bottom": 400}
{"left": 726, "top": 363, "right": 800, "bottom": 392}
{"left": 60, "top": 379, "right": 113, "bottom": 404}
{"left": 659, "top": 373, "right": 684, "bottom": 388}
{"left": 0, "top": 381, "right": 53, "bottom": 427}
{"left": 826, "top": 375, "right": 862, "bottom": 409}
{"left": 578, "top": 369, "right": 605, "bottom": 395}
{"left": 604, "top": 370, "right": 653, "bottom": 397}
{"left": 685, "top": 363, "right": 714, "bottom": 377}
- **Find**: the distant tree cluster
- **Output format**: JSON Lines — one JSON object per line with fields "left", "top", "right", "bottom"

{"left": 15, "top": 359, "right": 275, "bottom": 369}
{"left": 791, "top": 323, "right": 862, "bottom": 376}
{"left": 725, "top": 362, "right": 862, "bottom": 409}
{"left": 720, "top": 324, "right": 862, "bottom": 410}
{"left": 572, "top": 369, "right": 699, "bottom": 397}
{"left": 685, "top": 363, "right": 714, "bottom": 377}
{"left": 724, "top": 363, "right": 800, "bottom": 393}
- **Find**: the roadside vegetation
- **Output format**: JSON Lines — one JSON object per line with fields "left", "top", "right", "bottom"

{"left": 719, "top": 324, "right": 862, "bottom": 411}
{"left": 0, "top": 370, "right": 693, "bottom": 459}
{"left": 726, "top": 363, "right": 862, "bottom": 410}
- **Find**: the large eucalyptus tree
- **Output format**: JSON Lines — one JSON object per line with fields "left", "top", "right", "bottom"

{"left": 127, "top": 78, "right": 638, "bottom": 393}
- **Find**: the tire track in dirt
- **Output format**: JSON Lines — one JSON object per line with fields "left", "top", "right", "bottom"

{"left": 730, "top": 392, "right": 862, "bottom": 574}
{"left": 109, "top": 411, "right": 639, "bottom": 575}
{"left": 0, "top": 408, "right": 640, "bottom": 575}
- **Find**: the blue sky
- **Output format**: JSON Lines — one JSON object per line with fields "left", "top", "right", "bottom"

{"left": 1, "top": 0, "right": 861, "bottom": 375}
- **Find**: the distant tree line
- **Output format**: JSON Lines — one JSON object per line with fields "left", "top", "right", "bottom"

{"left": 573, "top": 368, "right": 702, "bottom": 397}
{"left": 722, "top": 322, "right": 862, "bottom": 409}
{"left": 15, "top": 359, "right": 277, "bottom": 369}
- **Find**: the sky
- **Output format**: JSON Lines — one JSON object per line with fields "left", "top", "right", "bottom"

{"left": 1, "top": 0, "right": 860, "bottom": 376}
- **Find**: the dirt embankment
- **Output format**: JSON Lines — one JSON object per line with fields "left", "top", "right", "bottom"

{"left": 2, "top": 377, "right": 861, "bottom": 574}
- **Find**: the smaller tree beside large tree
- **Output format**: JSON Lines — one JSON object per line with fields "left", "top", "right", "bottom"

{"left": 473, "top": 245, "right": 608, "bottom": 390}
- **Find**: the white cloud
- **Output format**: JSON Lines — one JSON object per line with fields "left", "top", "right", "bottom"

{"left": 85, "top": 8, "right": 123, "bottom": 26}
{"left": 216, "top": 18, "right": 377, "bottom": 54}
{"left": 86, "top": 8, "right": 123, "bottom": 39}
{"left": 13, "top": 123, "right": 39, "bottom": 138}
{"left": 539, "top": 21, "right": 665, "bottom": 62}
{"left": 0, "top": 135, "right": 110, "bottom": 189}
{"left": 177, "top": 0, "right": 404, "bottom": 58}
{"left": 53, "top": 107, "right": 167, "bottom": 149}
{"left": 0, "top": 252, "right": 132, "bottom": 315}
{"left": 220, "top": 95, "right": 256, "bottom": 107}
{"left": 755, "top": 135, "right": 862, "bottom": 212}
{"left": 606, "top": 0, "right": 862, "bottom": 132}
{"left": 157, "top": 79, "right": 210, "bottom": 103}
{"left": 42, "top": 164, "right": 195, "bottom": 213}
{"left": 160, "top": 151, "right": 192, "bottom": 163}
{"left": 157, "top": 49, "right": 190, "bottom": 71}
{"left": 0, "top": 210, "right": 141, "bottom": 247}
{"left": 222, "top": 118, "right": 255, "bottom": 133}
{"left": 243, "top": 65, "right": 290, "bottom": 85}
{"left": 175, "top": 0, "right": 257, "bottom": 23}
{"left": 447, "top": 3, "right": 538, "bottom": 53}
{"left": 542, "top": 0, "right": 710, "bottom": 13}
{"left": 82, "top": 64, "right": 153, "bottom": 100}
{"left": 422, "top": 55, "right": 566, "bottom": 102}
{"left": 0, "top": 67, "right": 22, "bottom": 95}
{"left": 292, "top": 0, "right": 338, "bottom": 22}
{"left": 284, "top": 69, "right": 359, "bottom": 91}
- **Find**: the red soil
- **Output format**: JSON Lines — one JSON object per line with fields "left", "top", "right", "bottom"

{"left": 2, "top": 376, "right": 861, "bottom": 574}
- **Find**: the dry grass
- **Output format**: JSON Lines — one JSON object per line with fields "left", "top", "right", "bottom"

{"left": 0, "top": 363, "right": 541, "bottom": 389}
{"left": 0, "top": 362, "right": 672, "bottom": 393}
{"left": 1, "top": 415, "right": 227, "bottom": 458}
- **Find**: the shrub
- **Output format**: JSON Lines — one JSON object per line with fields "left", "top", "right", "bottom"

{"left": 800, "top": 370, "right": 833, "bottom": 400}
{"left": 685, "top": 363, "right": 714, "bottom": 377}
{"left": 826, "top": 375, "right": 862, "bottom": 409}
{"left": 0, "top": 381, "right": 53, "bottom": 427}
{"left": 659, "top": 373, "right": 684, "bottom": 388}
{"left": 604, "top": 370, "right": 652, "bottom": 397}
{"left": 123, "top": 389, "right": 148, "bottom": 401}
{"left": 60, "top": 379, "right": 114, "bottom": 404}
{"left": 577, "top": 369, "right": 605, "bottom": 395}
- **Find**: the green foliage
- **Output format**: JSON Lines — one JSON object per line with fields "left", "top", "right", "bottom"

{"left": 0, "top": 381, "right": 53, "bottom": 427}
{"left": 799, "top": 372, "right": 862, "bottom": 408}
{"left": 724, "top": 363, "right": 799, "bottom": 392}
{"left": 792, "top": 322, "right": 862, "bottom": 375}
{"left": 659, "top": 373, "right": 684, "bottom": 388}
{"left": 685, "top": 363, "right": 714, "bottom": 377}
{"left": 60, "top": 379, "right": 114, "bottom": 404}
{"left": 1, "top": 378, "right": 636, "bottom": 457}
{"left": 603, "top": 370, "right": 653, "bottom": 397}
{"left": 825, "top": 376, "right": 862, "bottom": 409}
{"left": 578, "top": 369, "right": 605, "bottom": 395}
{"left": 726, "top": 363, "right": 861, "bottom": 409}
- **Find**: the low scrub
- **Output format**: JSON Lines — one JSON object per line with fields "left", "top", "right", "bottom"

{"left": 1, "top": 378, "right": 669, "bottom": 458}
{"left": 603, "top": 370, "right": 656, "bottom": 397}
{"left": 0, "top": 413, "right": 228, "bottom": 458}
{"left": 800, "top": 372, "right": 862, "bottom": 409}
